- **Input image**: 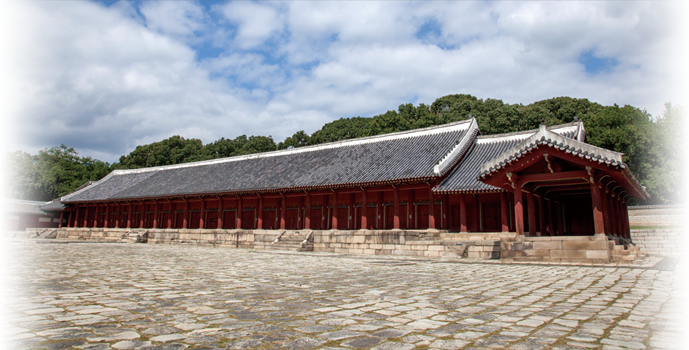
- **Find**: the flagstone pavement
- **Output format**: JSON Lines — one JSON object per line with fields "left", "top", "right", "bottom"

{"left": 1, "top": 242, "right": 687, "bottom": 350}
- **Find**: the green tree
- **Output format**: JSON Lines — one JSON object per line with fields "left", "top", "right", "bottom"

{"left": 578, "top": 104, "right": 657, "bottom": 204}
{"left": 117, "top": 136, "right": 207, "bottom": 169}
{"left": 43, "top": 145, "right": 112, "bottom": 199}
{"left": 277, "top": 130, "right": 310, "bottom": 150}
{"left": 309, "top": 117, "right": 371, "bottom": 144}
{"left": 236, "top": 135, "right": 277, "bottom": 155}
{"left": 6, "top": 151, "right": 43, "bottom": 200}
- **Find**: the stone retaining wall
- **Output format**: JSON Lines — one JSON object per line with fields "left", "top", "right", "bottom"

{"left": 631, "top": 228, "right": 685, "bottom": 257}
{"left": 311, "top": 230, "right": 510, "bottom": 258}
{"left": 628, "top": 205, "right": 685, "bottom": 227}
{"left": 500, "top": 234, "right": 614, "bottom": 264}
{"left": 53, "top": 228, "right": 510, "bottom": 259}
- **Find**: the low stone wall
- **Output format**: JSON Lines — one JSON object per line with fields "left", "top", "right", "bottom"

{"left": 500, "top": 234, "right": 613, "bottom": 264}
{"left": 55, "top": 228, "right": 280, "bottom": 249}
{"left": 628, "top": 205, "right": 685, "bottom": 227}
{"left": 631, "top": 228, "right": 685, "bottom": 257}
{"left": 312, "top": 230, "right": 510, "bottom": 258}
{"left": 52, "top": 228, "right": 515, "bottom": 259}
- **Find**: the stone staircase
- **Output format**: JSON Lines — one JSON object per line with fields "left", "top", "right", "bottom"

{"left": 270, "top": 230, "right": 314, "bottom": 252}
{"left": 122, "top": 230, "right": 148, "bottom": 243}
{"left": 609, "top": 238, "right": 645, "bottom": 263}
{"left": 410, "top": 239, "right": 500, "bottom": 259}
{"left": 631, "top": 228, "right": 684, "bottom": 257}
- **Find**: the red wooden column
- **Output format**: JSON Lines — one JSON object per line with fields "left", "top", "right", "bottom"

{"left": 152, "top": 201, "right": 158, "bottom": 229}
{"left": 139, "top": 203, "right": 145, "bottom": 228}
{"left": 304, "top": 193, "right": 311, "bottom": 229}
{"left": 442, "top": 194, "right": 449, "bottom": 230}
{"left": 378, "top": 192, "right": 384, "bottom": 229}
{"left": 280, "top": 194, "right": 286, "bottom": 230}
{"left": 393, "top": 187, "right": 400, "bottom": 229}
{"left": 236, "top": 196, "right": 243, "bottom": 229}
{"left": 58, "top": 210, "right": 64, "bottom": 228}
{"left": 66, "top": 209, "right": 73, "bottom": 228}
{"left": 104, "top": 204, "right": 110, "bottom": 228}
{"left": 93, "top": 205, "right": 99, "bottom": 228}
{"left": 537, "top": 196, "right": 545, "bottom": 236}
{"left": 428, "top": 187, "right": 436, "bottom": 230}
{"left": 622, "top": 200, "right": 630, "bottom": 238}
{"left": 526, "top": 192, "right": 537, "bottom": 236}
{"left": 331, "top": 191, "right": 339, "bottom": 230}
{"left": 199, "top": 199, "right": 206, "bottom": 229}
{"left": 127, "top": 203, "right": 132, "bottom": 228}
{"left": 599, "top": 187, "right": 610, "bottom": 234}
{"left": 166, "top": 202, "right": 172, "bottom": 229}
{"left": 500, "top": 192, "right": 509, "bottom": 232}
{"left": 471, "top": 194, "right": 480, "bottom": 232}
{"left": 589, "top": 180, "right": 605, "bottom": 235}
{"left": 182, "top": 200, "right": 189, "bottom": 229}
{"left": 81, "top": 206, "right": 87, "bottom": 227}
{"left": 218, "top": 197, "right": 224, "bottom": 229}
{"left": 513, "top": 185, "right": 525, "bottom": 235}
{"left": 620, "top": 199, "right": 627, "bottom": 238}
{"left": 115, "top": 203, "right": 120, "bottom": 228}
{"left": 253, "top": 195, "right": 261, "bottom": 229}
{"left": 361, "top": 189, "right": 368, "bottom": 230}
{"left": 607, "top": 190, "right": 617, "bottom": 235}
{"left": 346, "top": 193, "right": 356, "bottom": 230}
{"left": 614, "top": 194, "right": 622, "bottom": 236}
{"left": 459, "top": 193, "right": 468, "bottom": 232}
{"left": 615, "top": 196, "right": 623, "bottom": 237}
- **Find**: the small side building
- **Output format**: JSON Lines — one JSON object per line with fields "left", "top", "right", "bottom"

{"left": 2, "top": 199, "right": 62, "bottom": 231}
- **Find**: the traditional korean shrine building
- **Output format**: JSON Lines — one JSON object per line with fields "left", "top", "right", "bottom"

{"left": 55, "top": 117, "right": 646, "bottom": 246}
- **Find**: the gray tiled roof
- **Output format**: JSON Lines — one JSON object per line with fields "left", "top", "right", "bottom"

{"left": 2, "top": 199, "right": 50, "bottom": 215}
{"left": 435, "top": 122, "right": 585, "bottom": 193}
{"left": 63, "top": 119, "right": 476, "bottom": 203}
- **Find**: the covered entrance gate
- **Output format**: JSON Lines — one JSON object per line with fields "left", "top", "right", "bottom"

{"left": 478, "top": 124, "right": 648, "bottom": 238}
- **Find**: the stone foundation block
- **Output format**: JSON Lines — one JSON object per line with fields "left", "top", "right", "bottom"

{"left": 550, "top": 249, "right": 586, "bottom": 259}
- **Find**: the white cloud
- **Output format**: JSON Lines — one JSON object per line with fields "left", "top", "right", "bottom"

{"left": 5, "top": 1, "right": 268, "bottom": 162}
{"left": 140, "top": 1, "right": 206, "bottom": 41}
{"left": 219, "top": 2, "right": 284, "bottom": 49}
{"left": 3, "top": 0, "right": 686, "bottom": 165}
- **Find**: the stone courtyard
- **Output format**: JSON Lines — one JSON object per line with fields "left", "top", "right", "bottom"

{"left": 1, "top": 242, "right": 687, "bottom": 350}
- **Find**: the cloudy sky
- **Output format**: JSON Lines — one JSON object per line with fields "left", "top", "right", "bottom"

{"left": 1, "top": 1, "right": 686, "bottom": 163}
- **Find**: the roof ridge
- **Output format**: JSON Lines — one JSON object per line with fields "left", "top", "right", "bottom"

{"left": 109, "top": 119, "right": 475, "bottom": 176}
{"left": 477, "top": 122, "right": 580, "bottom": 141}
{"left": 433, "top": 118, "right": 479, "bottom": 175}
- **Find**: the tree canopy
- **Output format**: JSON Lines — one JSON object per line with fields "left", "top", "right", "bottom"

{"left": 6, "top": 94, "right": 682, "bottom": 205}
{"left": 6, "top": 145, "right": 111, "bottom": 201}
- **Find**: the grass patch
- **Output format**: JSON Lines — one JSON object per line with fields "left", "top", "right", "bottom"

{"left": 630, "top": 225, "right": 682, "bottom": 230}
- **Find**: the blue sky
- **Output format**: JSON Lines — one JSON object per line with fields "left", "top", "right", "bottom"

{"left": 0, "top": 1, "right": 686, "bottom": 163}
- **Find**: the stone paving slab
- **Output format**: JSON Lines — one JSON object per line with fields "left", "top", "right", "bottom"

{"left": 1, "top": 242, "right": 687, "bottom": 349}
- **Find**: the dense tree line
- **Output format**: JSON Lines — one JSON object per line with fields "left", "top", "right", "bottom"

{"left": 6, "top": 95, "right": 683, "bottom": 204}
{"left": 6, "top": 145, "right": 111, "bottom": 201}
